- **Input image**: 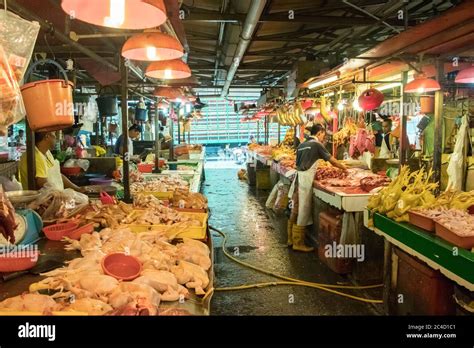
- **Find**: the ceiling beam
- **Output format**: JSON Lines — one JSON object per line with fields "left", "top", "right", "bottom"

{"left": 183, "top": 12, "right": 410, "bottom": 26}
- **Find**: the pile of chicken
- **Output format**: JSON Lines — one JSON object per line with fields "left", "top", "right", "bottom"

{"left": 171, "top": 189, "right": 208, "bottom": 210}
{"left": 367, "top": 167, "right": 438, "bottom": 222}
{"left": 130, "top": 176, "right": 189, "bottom": 194}
{"left": 122, "top": 207, "right": 202, "bottom": 227}
{"left": 0, "top": 229, "right": 211, "bottom": 316}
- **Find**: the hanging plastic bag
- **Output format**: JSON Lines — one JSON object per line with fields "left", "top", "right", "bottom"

{"left": 0, "top": 11, "right": 40, "bottom": 83}
{"left": 273, "top": 182, "right": 289, "bottom": 215}
{"left": 447, "top": 115, "right": 468, "bottom": 191}
{"left": 0, "top": 11, "right": 40, "bottom": 134}
{"left": 0, "top": 45, "right": 24, "bottom": 135}
{"left": 265, "top": 182, "right": 279, "bottom": 209}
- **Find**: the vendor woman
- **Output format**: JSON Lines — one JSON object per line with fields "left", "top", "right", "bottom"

{"left": 288, "top": 124, "right": 347, "bottom": 252}
{"left": 19, "top": 131, "right": 84, "bottom": 192}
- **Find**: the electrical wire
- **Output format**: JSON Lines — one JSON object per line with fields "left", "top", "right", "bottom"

{"left": 209, "top": 226, "right": 383, "bottom": 304}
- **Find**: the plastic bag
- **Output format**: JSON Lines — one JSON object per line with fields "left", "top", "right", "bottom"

{"left": 63, "top": 159, "right": 90, "bottom": 171}
{"left": 0, "top": 11, "right": 39, "bottom": 135}
{"left": 0, "top": 11, "right": 40, "bottom": 83}
{"left": 265, "top": 182, "right": 279, "bottom": 209}
{"left": 0, "top": 45, "right": 24, "bottom": 135}
{"left": 447, "top": 115, "right": 468, "bottom": 191}
{"left": 0, "top": 175, "right": 22, "bottom": 191}
{"left": 273, "top": 182, "right": 289, "bottom": 215}
{"left": 28, "top": 188, "right": 88, "bottom": 221}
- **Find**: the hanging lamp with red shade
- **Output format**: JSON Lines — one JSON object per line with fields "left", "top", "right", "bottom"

{"left": 122, "top": 31, "right": 184, "bottom": 62}
{"left": 455, "top": 66, "right": 474, "bottom": 84}
{"left": 145, "top": 59, "right": 192, "bottom": 80}
{"left": 404, "top": 74, "right": 441, "bottom": 93}
{"left": 61, "top": 0, "right": 167, "bottom": 29}
{"left": 153, "top": 87, "right": 184, "bottom": 101}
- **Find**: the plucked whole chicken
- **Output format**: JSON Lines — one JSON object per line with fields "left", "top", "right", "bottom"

{"left": 1, "top": 225, "right": 211, "bottom": 316}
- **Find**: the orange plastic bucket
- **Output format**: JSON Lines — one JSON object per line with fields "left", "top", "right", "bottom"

{"left": 20, "top": 59, "right": 74, "bottom": 132}
{"left": 420, "top": 96, "right": 434, "bottom": 114}
{"left": 21, "top": 79, "right": 74, "bottom": 132}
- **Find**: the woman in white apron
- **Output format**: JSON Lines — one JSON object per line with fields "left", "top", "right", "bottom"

{"left": 288, "top": 124, "right": 347, "bottom": 252}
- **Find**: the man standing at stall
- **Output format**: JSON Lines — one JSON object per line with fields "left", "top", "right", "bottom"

{"left": 375, "top": 119, "right": 396, "bottom": 159}
{"left": 114, "top": 124, "right": 142, "bottom": 159}
{"left": 19, "top": 131, "right": 84, "bottom": 192}
{"left": 288, "top": 124, "right": 347, "bottom": 252}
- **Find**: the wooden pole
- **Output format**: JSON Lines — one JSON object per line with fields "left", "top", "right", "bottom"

{"left": 153, "top": 100, "right": 161, "bottom": 173}
{"left": 25, "top": 120, "right": 36, "bottom": 190}
{"left": 120, "top": 57, "right": 131, "bottom": 203}
{"left": 169, "top": 103, "right": 175, "bottom": 161}
{"left": 433, "top": 59, "right": 444, "bottom": 192}
{"left": 399, "top": 71, "right": 409, "bottom": 165}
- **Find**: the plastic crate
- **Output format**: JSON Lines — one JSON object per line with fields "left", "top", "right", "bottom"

{"left": 317, "top": 211, "right": 353, "bottom": 274}
{"left": 125, "top": 211, "right": 208, "bottom": 240}
{"left": 408, "top": 210, "right": 435, "bottom": 232}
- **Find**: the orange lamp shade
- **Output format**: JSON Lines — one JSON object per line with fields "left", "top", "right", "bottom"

{"left": 145, "top": 59, "right": 191, "bottom": 80}
{"left": 153, "top": 87, "right": 183, "bottom": 100}
{"left": 455, "top": 66, "right": 474, "bottom": 84}
{"left": 122, "top": 32, "right": 184, "bottom": 61}
{"left": 404, "top": 74, "right": 441, "bottom": 93}
{"left": 61, "top": 0, "right": 167, "bottom": 29}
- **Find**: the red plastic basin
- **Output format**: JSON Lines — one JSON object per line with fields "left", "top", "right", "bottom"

{"left": 101, "top": 253, "right": 142, "bottom": 281}
{"left": 43, "top": 222, "right": 79, "bottom": 241}
{"left": 0, "top": 250, "right": 40, "bottom": 272}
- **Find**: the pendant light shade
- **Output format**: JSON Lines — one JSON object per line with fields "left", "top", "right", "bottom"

{"left": 146, "top": 59, "right": 191, "bottom": 80}
{"left": 122, "top": 32, "right": 184, "bottom": 61}
{"left": 153, "top": 87, "right": 183, "bottom": 100}
{"left": 404, "top": 74, "right": 441, "bottom": 93}
{"left": 61, "top": 0, "right": 167, "bottom": 29}
{"left": 455, "top": 66, "right": 474, "bottom": 83}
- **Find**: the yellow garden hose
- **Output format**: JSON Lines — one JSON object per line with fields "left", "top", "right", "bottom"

{"left": 209, "top": 226, "right": 383, "bottom": 304}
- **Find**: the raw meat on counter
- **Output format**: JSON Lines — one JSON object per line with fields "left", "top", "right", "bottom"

{"left": 315, "top": 166, "right": 348, "bottom": 181}
{"left": 130, "top": 176, "right": 189, "bottom": 194}
{"left": 412, "top": 208, "right": 474, "bottom": 237}
{"left": 171, "top": 189, "right": 208, "bottom": 210}
{"left": 1, "top": 226, "right": 212, "bottom": 315}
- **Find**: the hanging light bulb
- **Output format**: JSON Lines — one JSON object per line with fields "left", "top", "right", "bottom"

{"left": 104, "top": 0, "right": 125, "bottom": 27}
{"left": 153, "top": 87, "right": 183, "bottom": 101}
{"left": 122, "top": 32, "right": 184, "bottom": 62}
{"left": 61, "top": 0, "right": 167, "bottom": 29}
{"left": 146, "top": 59, "right": 191, "bottom": 80}
{"left": 337, "top": 101, "right": 344, "bottom": 111}
{"left": 352, "top": 99, "right": 362, "bottom": 112}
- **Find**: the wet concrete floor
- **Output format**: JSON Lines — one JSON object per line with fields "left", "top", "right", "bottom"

{"left": 204, "top": 167, "right": 383, "bottom": 316}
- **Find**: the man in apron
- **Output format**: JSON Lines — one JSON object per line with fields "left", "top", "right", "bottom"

{"left": 375, "top": 119, "right": 395, "bottom": 159}
{"left": 19, "top": 132, "right": 84, "bottom": 192}
{"left": 288, "top": 124, "right": 347, "bottom": 252}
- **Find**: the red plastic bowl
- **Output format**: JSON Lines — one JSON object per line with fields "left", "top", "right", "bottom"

{"left": 43, "top": 222, "right": 79, "bottom": 241}
{"left": 66, "top": 223, "right": 95, "bottom": 240}
{"left": 61, "top": 166, "right": 82, "bottom": 176}
{"left": 0, "top": 250, "right": 40, "bottom": 272}
{"left": 101, "top": 253, "right": 142, "bottom": 281}
{"left": 138, "top": 163, "right": 154, "bottom": 173}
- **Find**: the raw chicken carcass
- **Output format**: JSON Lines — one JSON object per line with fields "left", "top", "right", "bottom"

{"left": 133, "top": 269, "right": 189, "bottom": 301}
{"left": 59, "top": 298, "right": 113, "bottom": 315}
{"left": 171, "top": 260, "right": 209, "bottom": 295}
{"left": 0, "top": 294, "right": 58, "bottom": 314}
{"left": 108, "top": 282, "right": 161, "bottom": 315}
{"left": 176, "top": 238, "right": 211, "bottom": 270}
